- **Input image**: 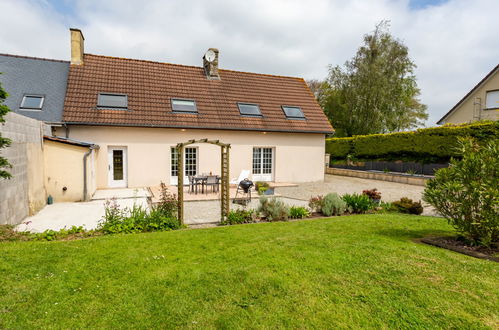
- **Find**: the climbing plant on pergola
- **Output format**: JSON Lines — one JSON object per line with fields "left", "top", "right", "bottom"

{"left": 176, "top": 139, "right": 231, "bottom": 224}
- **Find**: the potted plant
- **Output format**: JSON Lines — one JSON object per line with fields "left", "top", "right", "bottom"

{"left": 362, "top": 188, "right": 382, "bottom": 204}
{"left": 255, "top": 181, "right": 274, "bottom": 195}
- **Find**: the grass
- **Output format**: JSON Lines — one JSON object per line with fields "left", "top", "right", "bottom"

{"left": 0, "top": 214, "right": 497, "bottom": 328}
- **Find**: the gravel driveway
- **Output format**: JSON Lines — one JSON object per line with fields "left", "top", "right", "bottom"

{"left": 184, "top": 174, "right": 436, "bottom": 224}
{"left": 275, "top": 174, "right": 426, "bottom": 203}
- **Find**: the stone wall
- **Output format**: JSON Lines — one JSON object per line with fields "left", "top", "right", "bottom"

{"left": 325, "top": 167, "right": 430, "bottom": 186}
{"left": 0, "top": 112, "right": 49, "bottom": 224}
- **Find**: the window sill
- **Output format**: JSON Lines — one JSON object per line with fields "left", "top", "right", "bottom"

{"left": 172, "top": 111, "right": 199, "bottom": 115}
{"left": 240, "top": 114, "right": 264, "bottom": 118}
{"left": 96, "top": 107, "right": 129, "bottom": 111}
{"left": 19, "top": 108, "right": 42, "bottom": 111}
{"left": 483, "top": 107, "right": 499, "bottom": 111}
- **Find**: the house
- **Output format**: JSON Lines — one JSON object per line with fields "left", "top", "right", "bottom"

{"left": 0, "top": 53, "right": 69, "bottom": 125}
{"left": 437, "top": 64, "right": 499, "bottom": 125}
{"left": 0, "top": 51, "right": 99, "bottom": 204}
{"left": 55, "top": 29, "right": 333, "bottom": 192}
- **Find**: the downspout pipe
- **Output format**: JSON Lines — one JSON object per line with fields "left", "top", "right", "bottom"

{"left": 83, "top": 145, "right": 100, "bottom": 201}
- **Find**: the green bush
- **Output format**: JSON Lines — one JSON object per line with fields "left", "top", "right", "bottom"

{"left": 423, "top": 138, "right": 499, "bottom": 246}
{"left": 289, "top": 206, "right": 311, "bottom": 219}
{"left": 326, "top": 121, "right": 499, "bottom": 163}
{"left": 342, "top": 193, "right": 374, "bottom": 214}
{"left": 321, "top": 193, "right": 347, "bottom": 216}
{"left": 255, "top": 181, "right": 270, "bottom": 195}
{"left": 391, "top": 198, "right": 423, "bottom": 215}
{"left": 99, "top": 183, "right": 181, "bottom": 234}
{"left": 258, "top": 197, "right": 289, "bottom": 221}
{"left": 222, "top": 209, "right": 256, "bottom": 225}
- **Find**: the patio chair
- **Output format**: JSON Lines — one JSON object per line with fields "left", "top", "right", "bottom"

{"left": 230, "top": 170, "right": 250, "bottom": 185}
{"left": 205, "top": 175, "right": 219, "bottom": 193}
{"left": 187, "top": 176, "right": 196, "bottom": 193}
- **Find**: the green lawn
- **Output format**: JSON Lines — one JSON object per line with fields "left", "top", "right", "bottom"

{"left": 1, "top": 214, "right": 497, "bottom": 328}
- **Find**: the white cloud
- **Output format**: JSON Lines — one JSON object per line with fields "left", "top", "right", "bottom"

{"left": 0, "top": 0, "right": 497, "bottom": 125}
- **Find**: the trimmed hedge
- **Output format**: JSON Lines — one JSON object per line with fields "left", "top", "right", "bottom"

{"left": 326, "top": 121, "right": 499, "bottom": 163}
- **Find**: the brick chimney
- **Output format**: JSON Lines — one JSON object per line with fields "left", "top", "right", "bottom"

{"left": 70, "top": 28, "right": 84, "bottom": 65}
{"left": 203, "top": 48, "right": 220, "bottom": 80}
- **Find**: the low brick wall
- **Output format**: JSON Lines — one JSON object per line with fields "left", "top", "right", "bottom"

{"left": 326, "top": 167, "right": 430, "bottom": 186}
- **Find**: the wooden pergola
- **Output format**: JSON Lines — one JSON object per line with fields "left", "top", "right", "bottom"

{"left": 176, "top": 139, "right": 231, "bottom": 224}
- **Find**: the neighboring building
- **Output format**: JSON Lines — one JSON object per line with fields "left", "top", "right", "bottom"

{"left": 56, "top": 29, "right": 333, "bottom": 189}
{"left": 0, "top": 54, "right": 69, "bottom": 124}
{"left": 437, "top": 64, "right": 499, "bottom": 125}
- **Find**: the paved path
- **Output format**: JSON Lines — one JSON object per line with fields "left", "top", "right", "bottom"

{"left": 17, "top": 189, "right": 150, "bottom": 232}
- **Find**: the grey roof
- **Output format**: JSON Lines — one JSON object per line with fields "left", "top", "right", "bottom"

{"left": 0, "top": 54, "right": 69, "bottom": 123}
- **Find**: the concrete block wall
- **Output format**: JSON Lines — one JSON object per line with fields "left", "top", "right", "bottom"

{"left": 325, "top": 167, "right": 430, "bottom": 186}
{"left": 0, "top": 112, "right": 49, "bottom": 224}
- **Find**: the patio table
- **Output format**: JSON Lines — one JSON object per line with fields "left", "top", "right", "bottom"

{"left": 190, "top": 175, "right": 220, "bottom": 194}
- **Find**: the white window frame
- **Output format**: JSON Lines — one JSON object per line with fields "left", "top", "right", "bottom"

{"left": 252, "top": 147, "right": 274, "bottom": 182}
{"left": 20, "top": 94, "right": 45, "bottom": 111}
{"left": 107, "top": 146, "right": 128, "bottom": 188}
{"left": 485, "top": 90, "right": 499, "bottom": 109}
{"left": 170, "top": 146, "right": 198, "bottom": 185}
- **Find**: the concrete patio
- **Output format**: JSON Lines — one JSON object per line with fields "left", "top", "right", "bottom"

{"left": 16, "top": 175, "right": 436, "bottom": 232}
{"left": 17, "top": 188, "right": 150, "bottom": 232}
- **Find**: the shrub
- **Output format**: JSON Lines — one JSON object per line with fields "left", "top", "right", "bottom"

{"left": 289, "top": 206, "right": 311, "bottom": 219}
{"left": 155, "top": 182, "right": 178, "bottom": 219}
{"left": 391, "top": 197, "right": 423, "bottom": 215}
{"left": 255, "top": 181, "right": 270, "bottom": 195}
{"left": 222, "top": 209, "right": 256, "bottom": 225}
{"left": 376, "top": 201, "right": 394, "bottom": 214}
{"left": 423, "top": 138, "right": 499, "bottom": 246}
{"left": 321, "top": 193, "right": 347, "bottom": 216}
{"left": 308, "top": 195, "right": 324, "bottom": 213}
{"left": 342, "top": 193, "right": 374, "bottom": 214}
{"left": 362, "top": 188, "right": 381, "bottom": 200}
{"left": 99, "top": 183, "right": 181, "bottom": 234}
{"left": 326, "top": 121, "right": 499, "bottom": 163}
{"left": 258, "top": 197, "right": 289, "bottom": 221}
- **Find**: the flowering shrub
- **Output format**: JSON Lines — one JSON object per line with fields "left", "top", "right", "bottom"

{"left": 308, "top": 195, "right": 324, "bottom": 213}
{"left": 99, "top": 183, "right": 181, "bottom": 234}
{"left": 423, "top": 138, "right": 498, "bottom": 246}
{"left": 362, "top": 188, "right": 381, "bottom": 200}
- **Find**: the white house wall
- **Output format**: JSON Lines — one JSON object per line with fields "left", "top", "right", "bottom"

{"left": 59, "top": 126, "right": 326, "bottom": 188}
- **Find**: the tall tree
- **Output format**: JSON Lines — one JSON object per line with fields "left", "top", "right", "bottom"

{"left": 321, "top": 21, "right": 428, "bottom": 137}
{"left": 0, "top": 74, "right": 12, "bottom": 179}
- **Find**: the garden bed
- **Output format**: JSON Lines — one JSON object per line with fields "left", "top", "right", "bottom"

{"left": 420, "top": 236, "right": 499, "bottom": 262}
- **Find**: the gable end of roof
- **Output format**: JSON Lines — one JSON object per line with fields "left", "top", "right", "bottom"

{"left": 437, "top": 64, "right": 499, "bottom": 125}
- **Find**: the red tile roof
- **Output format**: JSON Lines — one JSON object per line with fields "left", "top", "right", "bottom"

{"left": 62, "top": 54, "right": 333, "bottom": 134}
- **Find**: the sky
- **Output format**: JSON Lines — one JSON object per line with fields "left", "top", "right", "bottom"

{"left": 0, "top": 0, "right": 497, "bottom": 126}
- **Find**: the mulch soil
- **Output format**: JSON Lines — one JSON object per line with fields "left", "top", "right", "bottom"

{"left": 420, "top": 236, "right": 498, "bottom": 262}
